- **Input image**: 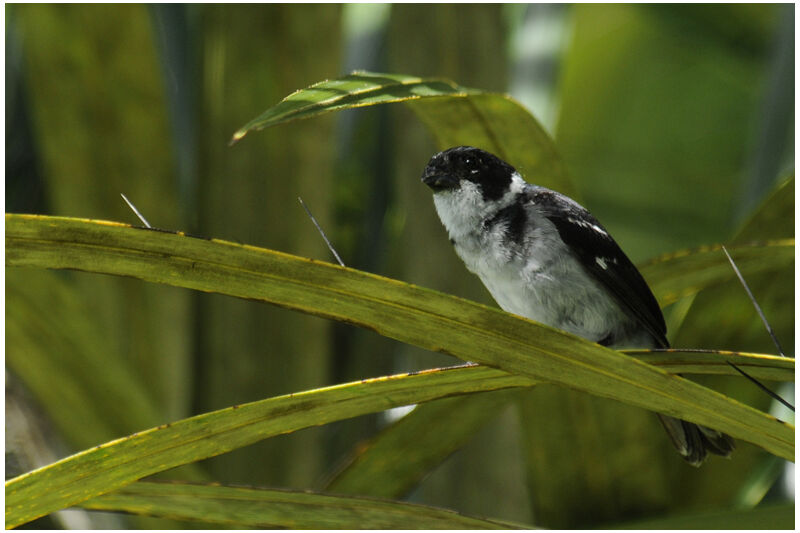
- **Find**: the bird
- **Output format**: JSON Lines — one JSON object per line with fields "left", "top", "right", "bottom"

{"left": 421, "top": 145, "right": 734, "bottom": 466}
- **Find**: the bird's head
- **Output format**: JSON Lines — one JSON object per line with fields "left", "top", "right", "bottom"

{"left": 421, "top": 146, "right": 518, "bottom": 202}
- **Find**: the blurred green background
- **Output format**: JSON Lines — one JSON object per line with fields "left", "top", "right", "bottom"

{"left": 5, "top": 3, "right": 794, "bottom": 529}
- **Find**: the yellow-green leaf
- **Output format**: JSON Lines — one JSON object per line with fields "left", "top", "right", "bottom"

{"left": 732, "top": 175, "right": 794, "bottom": 244}
{"left": 623, "top": 349, "right": 793, "bottom": 382}
{"left": 230, "top": 71, "right": 575, "bottom": 197}
{"left": 79, "top": 480, "right": 528, "bottom": 529}
{"left": 5, "top": 215, "right": 792, "bottom": 449}
{"left": 5, "top": 365, "right": 526, "bottom": 528}
{"left": 5, "top": 214, "right": 794, "bottom": 526}
{"left": 325, "top": 391, "right": 516, "bottom": 498}
{"left": 324, "top": 346, "right": 793, "bottom": 500}
{"left": 230, "top": 71, "right": 473, "bottom": 142}
{"left": 639, "top": 240, "right": 794, "bottom": 307}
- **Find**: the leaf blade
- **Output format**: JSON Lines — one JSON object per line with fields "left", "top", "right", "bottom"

{"left": 230, "top": 72, "right": 471, "bottom": 143}
{"left": 5, "top": 215, "right": 793, "bottom": 450}
{"left": 78, "top": 480, "right": 529, "bottom": 529}
{"left": 639, "top": 240, "right": 794, "bottom": 307}
{"left": 325, "top": 391, "right": 516, "bottom": 498}
{"left": 229, "top": 71, "right": 576, "bottom": 196}
{"left": 408, "top": 93, "right": 573, "bottom": 195}
{"left": 4, "top": 365, "right": 527, "bottom": 528}
{"left": 5, "top": 214, "right": 794, "bottom": 526}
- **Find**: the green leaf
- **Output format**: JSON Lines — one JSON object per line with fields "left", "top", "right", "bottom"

{"left": 646, "top": 172, "right": 794, "bottom": 511}
{"left": 5, "top": 215, "right": 793, "bottom": 446}
{"left": 230, "top": 72, "right": 473, "bottom": 142}
{"left": 615, "top": 501, "right": 794, "bottom": 529}
{"left": 664, "top": 175, "right": 794, "bottom": 356}
{"left": 325, "top": 391, "right": 516, "bottom": 498}
{"left": 554, "top": 4, "right": 783, "bottom": 259}
{"left": 732, "top": 175, "right": 794, "bottom": 244}
{"left": 14, "top": 5, "right": 193, "bottom": 457}
{"left": 326, "top": 346, "right": 794, "bottom": 500}
{"left": 5, "top": 214, "right": 794, "bottom": 526}
{"left": 78, "top": 480, "right": 528, "bottom": 529}
{"left": 10, "top": 350, "right": 784, "bottom": 528}
{"left": 639, "top": 240, "right": 794, "bottom": 307}
{"left": 230, "top": 71, "right": 575, "bottom": 197}
{"left": 191, "top": 6, "right": 345, "bottom": 488}
{"left": 516, "top": 385, "right": 667, "bottom": 528}
{"left": 624, "top": 349, "right": 793, "bottom": 382}
{"left": 5, "top": 270, "right": 167, "bottom": 450}
{"left": 5, "top": 365, "right": 527, "bottom": 528}
{"left": 408, "top": 94, "right": 572, "bottom": 195}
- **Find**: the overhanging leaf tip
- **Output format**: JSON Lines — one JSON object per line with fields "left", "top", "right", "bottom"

{"left": 229, "top": 129, "right": 247, "bottom": 146}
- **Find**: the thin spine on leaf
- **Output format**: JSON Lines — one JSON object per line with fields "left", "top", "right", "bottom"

{"left": 721, "top": 245, "right": 786, "bottom": 356}
{"left": 120, "top": 193, "right": 152, "bottom": 228}
{"left": 720, "top": 245, "right": 793, "bottom": 411}
{"left": 298, "top": 197, "right": 345, "bottom": 267}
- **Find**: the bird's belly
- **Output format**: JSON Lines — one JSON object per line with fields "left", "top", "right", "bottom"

{"left": 472, "top": 259, "right": 624, "bottom": 343}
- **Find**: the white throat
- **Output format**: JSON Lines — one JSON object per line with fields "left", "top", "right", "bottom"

{"left": 432, "top": 172, "right": 527, "bottom": 241}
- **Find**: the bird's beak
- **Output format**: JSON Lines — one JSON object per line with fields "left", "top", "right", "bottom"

{"left": 421, "top": 170, "right": 460, "bottom": 192}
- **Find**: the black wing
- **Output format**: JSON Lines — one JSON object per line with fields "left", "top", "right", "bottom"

{"left": 528, "top": 187, "right": 669, "bottom": 348}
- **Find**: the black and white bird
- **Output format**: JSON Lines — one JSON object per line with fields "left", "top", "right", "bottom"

{"left": 421, "top": 145, "right": 734, "bottom": 466}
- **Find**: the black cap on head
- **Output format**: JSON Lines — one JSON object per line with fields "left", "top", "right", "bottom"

{"left": 421, "top": 146, "right": 516, "bottom": 201}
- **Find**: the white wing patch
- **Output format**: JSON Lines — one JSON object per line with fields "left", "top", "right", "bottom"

{"left": 594, "top": 256, "right": 619, "bottom": 270}
{"left": 567, "top": 216, "right": 608, "bottom": 236}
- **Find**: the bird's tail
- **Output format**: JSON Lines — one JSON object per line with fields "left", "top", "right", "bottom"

{"left": 657, "top": 414, "right": 736, "bottom": 467}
